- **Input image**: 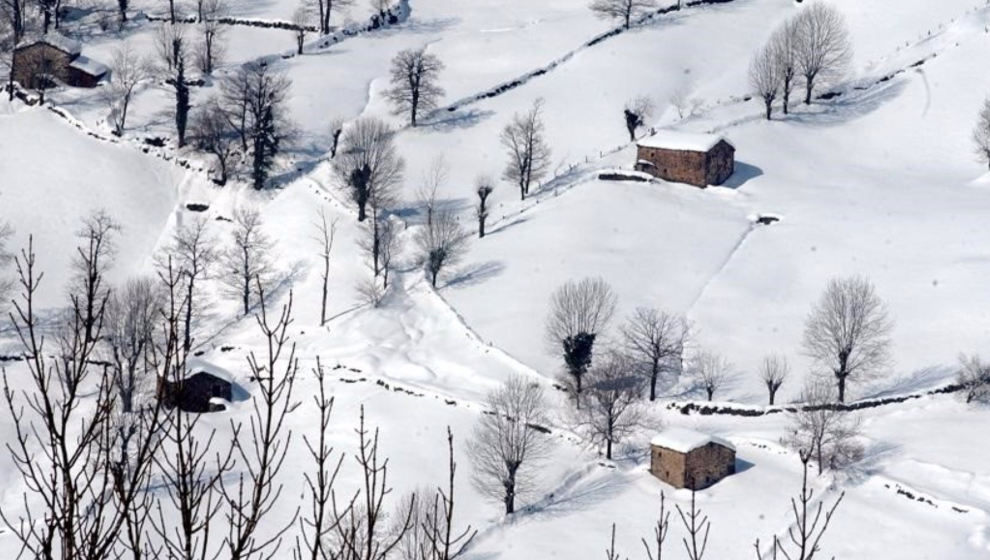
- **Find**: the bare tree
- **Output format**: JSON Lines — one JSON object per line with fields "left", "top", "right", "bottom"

{"left": 327, "top": 407, "right": 416, "bottom": 560}
{"left": 642, "top": 491, "right": 671, "bottom": 560}
{"left": 328, "top": 118, "right": 344, "bottom": 158}
{"left": 620, "top": 308, "right": 688, "bottom": 401}
{"left": 14, "top": 40, "right": 61, "bottom": 103}
{"left": 690, "top": 349, "right": 732, "bottom": 402}
{"left": 753, "top": 457, "right": 844, "bottom": 560}
{"left": 749, "top": 38, "right": 781, "bottom": 121}
{"left": 676, "top": 490, "right": 710, "bottom": 560}
{"left": 309, "top": 0, "right": 353, "bottom": 35}
{"left": 415, "top": 208, "right": 469, "bottom": 288}
{"left": 623, "top": 95, "right": 653, "bottom": 141}
{"left": 196, "top": 0, "right": 228, "bottom": 75}
{"left": 783, "top": 379, "right": 863, "bottom": 475}
{"left": 771, "top": 18, "right": 799, "bottom": 115}
{"left": 358, "top": 215, "right": 400, "bottom": 289}
{"left": 72, "top": 209, "right": 120, "bottom": 345}
{"left": 220, "top": 207, "right": 276, "bottom": 316}
{"left": 315, "top": 209, "right": 339, "bottom": 326}
{"left": 292, "top": 7, "right": 309, "bottom": 55}
{"left": 973, "top": 96, "right": 990, "bottom": 170}
{"left": 223, "top": 289, "right": 299, "bottom": 560}
{"left": 355, "top": 272, "right": 386, "bottom": 308}
{"left": 589, "top": 0, "right": 658, "bottom": 30}
{"left": 546, "top": 277, "right": 617, "bottom": 400}
{"left": 759, "top": 354, "right": 789, "bottom": 406}
{"left": 334, "top": 117, "right": 405, "bottom": 222}
{"left": 2, "top": 0, "right": 25, "bottom": 41}
{"left": 793, "top": 1, "right": 852, "bottom": 105}
{"left": 154, "top": 23, "right": 191, "bottom": 147}
{"left": 385, "top": 47, "right": 445, "bottom": 126}
{"left": 105, "top": 276, "right": 162, "bottom": 413}
{"left": 396, "top": 429, "right": 476, "bottom": 560}
{"left": 501, "top": 98, "right": 552, "bottom": 200}
{"left": 474, "top": 174, "right": 494, "bottom": 238}
{"left": 467, "top": 375, "right": 553, "bottom": 515}
{"left": 159, "top": 218, "right": 218, "bottom": 352}
{"left": 104, "top": 44, "right": 150, "bottom": 136}
{"left": 1, "top": 235, "right": 122, "bottom": 560}
{"left": 958, "top": 353, "right": 990, "bottom": 405}
{"left": 191, "top": 98, "right": 238, "bottom": 185}
{"left": 152, "top": 261, "right": 233, "bottom": 560}
{"left": 803, "top": 275, "right": 892, "bottom": 403}
{"left": 576, "top": 352, "right": 649, "bottom": 460}
{"left": 417, "top": 155, "right": 448, "bottom": 228}
{"left": 294, "top": 359, "right": 344, "bottom": 560}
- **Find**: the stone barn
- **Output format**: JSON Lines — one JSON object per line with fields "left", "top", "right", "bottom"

{"left": 159, "top": 370, "right": 234, "bottom": 413}
{"left": 649, "top": 428, "right": 736, "bottom": 490}
{"left": 13, "top": 34, "right": 108, "bottom": 90}
{"left": 635, "top": 131, "right": 735, "bottom": 188}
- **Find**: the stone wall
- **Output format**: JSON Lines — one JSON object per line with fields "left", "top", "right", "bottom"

{"left": 704, "top": 141, "right": 735, "bottom": 186}
{"left": 13, "top": 44, "right": 73, "bottom": 88}
{"left": 650, "top": 445, "right": 688, "bottom": 488}
{"left": 636, "top": 146, "right": 708, "bottom": 187}
{"left": 684, "top": 443, "right": 736, "bottom": 490}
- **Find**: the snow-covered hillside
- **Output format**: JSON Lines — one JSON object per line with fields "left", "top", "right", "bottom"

{"left": 2, "top": 0, "right": 990, "bottom": 558}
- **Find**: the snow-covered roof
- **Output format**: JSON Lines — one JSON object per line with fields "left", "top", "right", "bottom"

{"left": 650, "top": 428, "right": 736, "bottom": 453}
{"left": 637, "top": 130, "right": 733, "bottom": 152}
{"left": 17, "top": 33, "right": 82, "bottom": 56}
{"left": 69, "top": 55, "right": 109, "bottom": 77}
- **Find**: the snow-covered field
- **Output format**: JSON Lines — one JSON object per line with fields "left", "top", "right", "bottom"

{"left": 3, "top": 0, "right": 990, "bottom": 557}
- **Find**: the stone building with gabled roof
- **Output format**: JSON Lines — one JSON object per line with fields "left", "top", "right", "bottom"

{"left": 13, "top": 33, "right": 109, "bottom": 90}
{"left": 649, "top": 427, "right": 736, "bottom": 490}
{"left": 635, "top": 130, "right": 735, "bottom": 188}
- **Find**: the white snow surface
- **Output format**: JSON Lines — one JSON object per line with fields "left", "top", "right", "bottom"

{"left": 4, "top": 0, "right": 990, "bottom": 558}
{"left": 637, "top": 130, "right": 733, "bottom": 152}
{"left": 650, "top": 427, "right": 736, "bottom": 453}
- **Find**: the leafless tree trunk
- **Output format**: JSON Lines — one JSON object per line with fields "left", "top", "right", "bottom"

{"left": 690, "top": 349, "right": 733, "bottom": 402}
{"left": 328, "top": 118, "right": 344, "bottom": 158}
{"left": 315, "top": 210, "right": 339, "bottom": 326}
{"left": 152, "top": 260, "right": 234, "bottom": 560}
{"left": 620, "top": 308, "right": 687, "bottom": 401}
{"left": 676, "top": 490, "right": 710, "bottom": 560}
{"left": 294, "top": 358, "right": 344, "bottom": 560}
{"left": 575, "top": 352, "right": 648, "bottom": 460}
{"left": 973, "top": 96, "right": 990, "bottom": 170}
{"left": 105, "top": 276, "right": 162, "bottom": 413}
{"left": 328, "top": 406, "right": 415, "bottom": 560}
{"left": 417, "top": 155, "right": 448, "bottom": 228}
{"left": 220, "top": 207, "right": 275, "bottom": 316}
{"left": 793, "top": 2, "right": 852, "bottom": 105}
{"left": 467, "top": 375, "right": 553, "bottom": 515}
{"left": 783, "top": 379, "right": 863, "bottom": 475}
{"left": 293, "top": 8, "right": 310, "bottom": 55}
{"left": 1, "top": 234, "right": 123, "bottom": 560}
{"left": 802, "top": 275, "right": 892, "bottom": 403}
{"left": 753, "top": 456, "right": 844, "bottom": 560}
{"left": 160, "top": 218, "right": 218, "bottom": 352}
{"left": 623, "top": 95, "right": 653, "bottom": 141}
{"left": 334, "top": 117, "right": 405, "bottom": 222}
{"left": 415, "top": 208, "right": 469, "bottom": 288}
{"left": 501, "top": 98, "right": 551, "bottom": 200}
{"left": 749, "top": 38, "right": 780, "bottom": 121}
{"left": 759, "top": 354, "right": 789, "bottom": 406}
{"left": 642, "top": 491, "right": 670, "bottom": 560}
{"left": 191, "top": 98, "right": 237, "bottom": 185}
{"left": 73, "top": 209, "right": 120, "bottom": 345}
{"left": 474, "top": 175, "right": 494, "bottom": 238}
{"left": 197, "top": 0, "right": 228, "bottom": 75}
{"left": 310, "top": 0, "right": 354, "bottom": 35}
{"left": 385, "top": 47, "right": 445, "bottom": 126}
{"left": 546, "top": 277, "right": 616, "bottom": 401}
{"left": 589, "top": 0, "right": 658, "bottom": 29}
{"left": 154, "top": 23, "right": 191, "bottom": 147}
{"left": 771, "top": 19, "right": 799, "bottom": 115}
{"left": 104, "top": 44, "right": 151, "bottom": 136}
{"left": 223, "top": 288, "right": 299, "bottom": 560}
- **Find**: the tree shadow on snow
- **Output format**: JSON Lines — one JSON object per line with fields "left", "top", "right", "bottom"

{"left": 841, "top": 440, "right": 902, "bottom": 487}
{"left": 423, "top": 108, "right": 496, "bottom": 133}
{"left": 519, "top": 468, "right": 631, "bottom": 520}
{"left": 784, "top": 78, "right": 908, "bottom": 128}
{"left": 859, "top": 365, "right": 957, "bottom": 400}
{"left": 444, "top": 260, "right": 506, "bottom": 289}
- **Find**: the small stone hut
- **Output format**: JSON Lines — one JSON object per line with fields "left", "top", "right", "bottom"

{"left": 635, "top": 131, "right": 735, "bottom": 188}
{"left": 649, "top": 428, "right": 736, "bottom": 490}
{"left": 159, "top": 370, "right": 233, "bottom": 413}
{"left": 13, "top": 34, "right": 108, "bottom": 89}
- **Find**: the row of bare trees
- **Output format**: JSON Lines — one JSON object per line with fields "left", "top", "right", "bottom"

{"left": 0, "top": 210, "right": 478, "bottom": 560}
{"left": 748, "top": 1, "right": 852, "bottom": 120}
